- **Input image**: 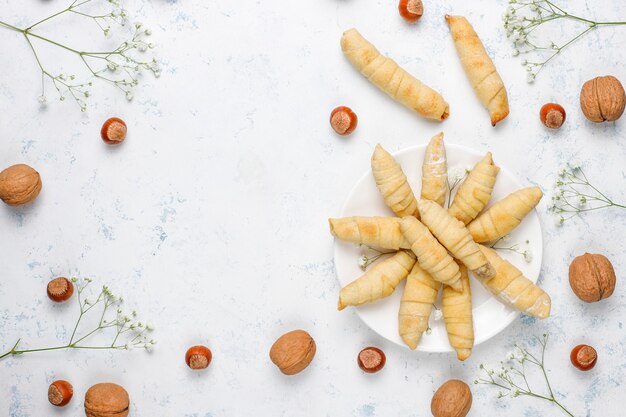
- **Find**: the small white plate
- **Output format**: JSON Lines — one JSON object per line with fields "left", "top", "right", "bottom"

{"left": 333, "top": 143, "right": 543, "bottom": 352}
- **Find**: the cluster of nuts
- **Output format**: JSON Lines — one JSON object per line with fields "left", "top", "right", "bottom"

{"left": 48, "top": 380, "right": 129, "bottom": 416}
{"left": 539, "top": 75, "right": 624, "bottom": 129}
{"left": 0, "top": 117, "right": 126, "bottom": 208}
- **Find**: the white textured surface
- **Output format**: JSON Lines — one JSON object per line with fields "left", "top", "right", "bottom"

{"left": 0, "top": 0, "right": 625, "bottom": 416}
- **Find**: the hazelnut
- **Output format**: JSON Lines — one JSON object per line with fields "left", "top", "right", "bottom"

{"left": 580, "top": 75, "right": 625, "bottom": 122}
{"left": 540, "top": 103, "right": 566, "bottom": 129}
{"left": 398, "top": 0, "right": 423, "bottom": 23}
{"left": 570, "top": 344, "right": 597, "bottom": 371}
{"left": 185, "top": 345, "right": 212, "bottom": 370}
{"left": 569, "top": 253, "right": 616, "bottom": 303}
{"left": 47, "top": 277, "right": 74, "bottom": 303}
{"left": 101, "top": 117, "right": 127, "bottom": 144}
{"left": 48, "top": 380, "right": 73, "bottom": 407}
{"left": 269, "top": 329, "right": 316, "bottom": 375}
{"left": 84, "top": 383, "right": 129, "bottom": 417}
{"left": 330, "top": 106, "right": 358, "bottom": 136}
{"left": 431, "top": 379, "right": 472, "bottom": 417}
{"left": 357, "top": 346, "right": 386, "bottom": 373}
{"left": 0, "top": 164, "right": 42, "bottom": 206}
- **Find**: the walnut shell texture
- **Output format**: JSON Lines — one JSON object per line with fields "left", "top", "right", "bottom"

{"left": 431, "top": 379, "right": 472, "bottom": 417}
{"left": 0, "top": 164, "right": 42, "bottom": 206}
{"left": 84, "top": 383, "right": 129, "bottom": 417}
{"left": 569, "top": 253, "right": 616, "bottom": 303}
{"left": 269, "top": 329, "right": 316, "bottom": 375}
{"left": 580, "top": 76, "right": 626, "bottom": 123}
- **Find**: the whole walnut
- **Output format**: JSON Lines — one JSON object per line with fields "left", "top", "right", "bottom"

{"left": 569, "top": 253, "right": 616, "bottom": 303}
{"left": 269, "top": 329, "right": 316, "bottom": 375}
{"left": 580, "top": 76, "right": 626, "bottom": 122}
{"left": 431, "top": 379, "right": 472, "bottom": 417}
{"left": 84, "top": 383, "right": 129, "bottom": 417}
{"left": 0, "top": 164, "right": 42, "bottom": 206}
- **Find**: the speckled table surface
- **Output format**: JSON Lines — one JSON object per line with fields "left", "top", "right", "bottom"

{"left": 0, "top": 0, "right": 625, "bottom": 416}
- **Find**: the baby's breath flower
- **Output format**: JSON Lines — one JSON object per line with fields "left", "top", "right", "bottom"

{"left": 504, "top": 0, "right": 626, "bottom": 81}
{"left": 551, "top": 165, "right": 625, "bottom": 224}
{"left": 358, "top": 255, "right": 368, "bottom": 270}
{"left": 0, "top": 0, "right": 160, "bottom": 111}
{"left": 0, "top": 279, "right": 155, "bottom": 361}
{"left": 523, "top": 250, "right": 533, "bottom": 263}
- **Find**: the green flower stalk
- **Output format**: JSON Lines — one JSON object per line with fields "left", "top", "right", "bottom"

{"left": 0, "top": 278, "right": 155, "bottom": 361}
{"left": 549, "top": 163, "right": 626, "bottom": 225}
{"left": 503, "top": 0, "right": 626, "bottom": 82}
{"left": 476, "top": 334, "right": 576, "bottom": 417}
{"left": 0, "top": 0, "right": 160, "bottom": 111}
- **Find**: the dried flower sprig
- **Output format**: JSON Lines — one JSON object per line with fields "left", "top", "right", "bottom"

{"left": 446, "top": 166, "right": 470, "bottom": 209}
{"left": 0, "top": 278, "right": 155, "bottom": 361}
{"left": 476, "top": 334, "right": 576, "bottom": 417}
{"left": 358, "top": 246, "right": 395, "bottom": 271}
{"left": 0, "top": 0, "right": 160, "bottom": 111}
{"left": 503, "top": 0, "right": 626, "bottom": 82}
{"left": 549, "top": 163, "right": 625, "bottom": 225}
{"left": 490, "top": 236, "right": 533, "bottom": 263}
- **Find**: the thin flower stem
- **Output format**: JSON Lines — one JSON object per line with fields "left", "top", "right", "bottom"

{"left": 0, "top": 280, "right": 155, "bottom": 362}
{"left": 476, "top": 334, "right": 577, "bottom": 416}
{"left": 0, "top": 0, "right": 159, "bottom": 110}
{"left": 505, "top": 0, "right": 626, "bottom": 81}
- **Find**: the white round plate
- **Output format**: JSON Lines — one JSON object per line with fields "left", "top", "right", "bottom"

{"left": 333, "top": 143, "right": 543, "bottom": 352}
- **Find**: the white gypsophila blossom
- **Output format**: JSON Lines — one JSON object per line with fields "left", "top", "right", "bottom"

{"left": 523, "top": 250, "right": 533, "bottom": 263}
{"left": 503, "top": 0, "right": 626, "bottom": 82}
{"left": 448, "top": 166, "right": 467, "bottom": 183}
{"left": 568, "top": 159, "right": 582, "bottom": 170}
{"left": 358, "top": 255, "right": 368, "bottom": 270}
{"left": 433, "top": 309, "right": 443, "bottom": 321}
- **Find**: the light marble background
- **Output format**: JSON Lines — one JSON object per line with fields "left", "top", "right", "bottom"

{"left": 0, "top": 0, "right": 624, "bottom": 416}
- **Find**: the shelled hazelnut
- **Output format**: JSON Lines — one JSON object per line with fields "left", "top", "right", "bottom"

{"left": 357, "top": 347, "right": 386, "bottom": 373}
{"left": 101, "top": 117, "right": 127, "bottom": 144}
{"left": 47, "top": 277, "right": 74, "bottom": 303}
{"left": 185, "top": 345, "right": 213, "bottom": 370}
{"left": 48, "top": 380, "right": 73, "bottom": 407}
{"left": 330, "top": 106, "right": 358, "bottom": 136}
{"left": 398, "top": 0, "right": 424, "bottom": 23}
{"left": 570, "top": 344, "right": 597, "bottom": 371}
{"left": 540, "top": 103, "right": 566, "bottom": 129}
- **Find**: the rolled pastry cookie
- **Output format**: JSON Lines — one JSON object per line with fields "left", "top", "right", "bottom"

{"left": 446, "top": 15, "right": 509, "bottom": 126}
{"left": 341, "top": 28, "right": 449, "bottom": 121}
